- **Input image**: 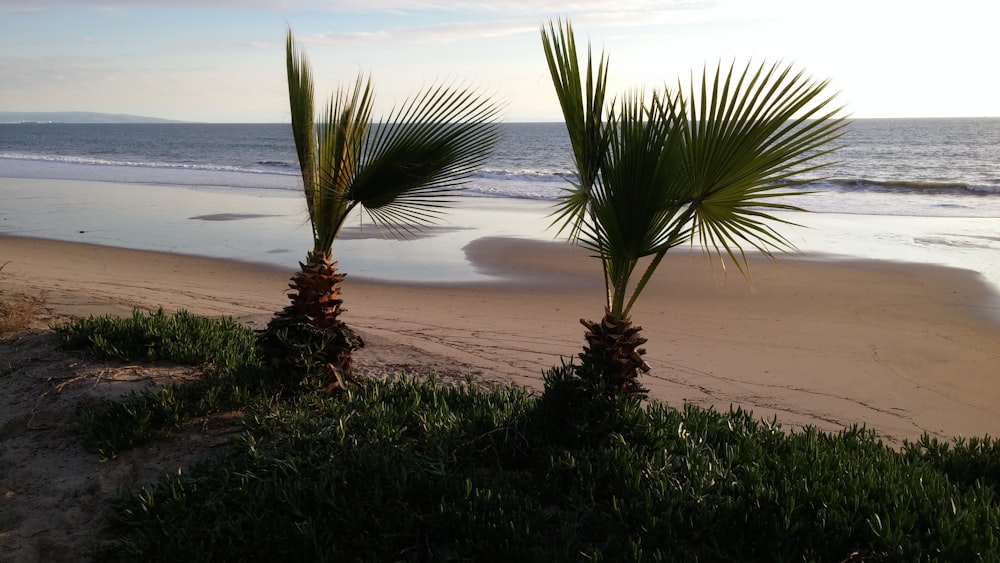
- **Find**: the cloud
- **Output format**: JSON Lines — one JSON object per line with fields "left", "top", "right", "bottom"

{"left": 2, "top": 0, "right": 724, "bottom": 51}
{"left": 301, "top": 18, "right": 538, "bottom": 47}
{"left": 0, "top": 55, "right": 111, "bottom": 82}
{"left": 2, "top": 0, "right": 710, "bottom": 14}
{"left": 196, "top": 40, "right": 279, "bottom": 50}
{"left": 295, "top": 3, "right": 721, "bottom": 47}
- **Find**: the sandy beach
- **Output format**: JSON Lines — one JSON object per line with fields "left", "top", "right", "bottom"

{"left": 3, "top": 233, "right": 999, "bottom": 446}
{"left": 5, "top": 231, "right": 1000, "bottom": 560}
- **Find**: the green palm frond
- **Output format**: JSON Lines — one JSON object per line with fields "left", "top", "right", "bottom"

{"left": 587, "top": 93, "right": 683, "bottom": 257}
{"left": 541, "top": 19, "right": 609, "bottom": 241}
{"left": 668, "top": 60, "right": 847, "bottom": 274}
{"left": 285, "top": 30, "right": 502, "bottom": 249}
{"left": 286, "top": 31, "right": 375, "bottom": 255}
{"left": 312, "top": 75, "right": 374, "bottom": 252}
{"left": 589, "top": 92, "right": 687, "bottom": 315}
{"left": 541, "top": 21, "right": 845, "bottom": 320}
{"left": 285, "top": 31, "right": 317, "bottom": 221}
{"left": 350, "top": 83, "right": 503, "bottom": 238}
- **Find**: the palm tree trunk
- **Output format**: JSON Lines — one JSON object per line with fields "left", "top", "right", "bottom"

{"left": 258, "top": 251, "right": 364, "bottom": 389}
{"left": 576, "top": 309, "right": 650, "bottom": 396}
{"left": 286, "top": 251, "right": 347, "bottom": 328}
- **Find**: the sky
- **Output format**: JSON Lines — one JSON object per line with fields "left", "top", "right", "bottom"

{"left": 1, "top": 0, "right": 997, "bottom": 123}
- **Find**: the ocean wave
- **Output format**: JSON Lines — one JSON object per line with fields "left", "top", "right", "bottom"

{"left": 256, "top": 160, "right": 297, "bottom": 170}
{"left": 6, "top": 149, "right": 998, "bottom": 204}
{"left": 824, "top": 178, "right": 999, "bottom": 195}
{"left": 0, "top": 152, "right": 298, "bottom": 177}
{"left": 1, "top": 153, "right": 576, "bottom": 184}
{"left": 463, "top": 184, "right": 559, "bottom": 201}
{"left": 472, "top": 168, "right": 574, "bottom": 183}
{"left": 469, "top": 172, "right": 999, "bottom": 196}
{"left": 913, "top": 235, "right": 1000, "bottom": 250}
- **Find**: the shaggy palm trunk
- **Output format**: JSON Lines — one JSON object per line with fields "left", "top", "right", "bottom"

{"left": 576, "top": 310, "right": 650, "bottom": 396}
{"left": 258, "top": 251, "right": 364, "bottom": 389}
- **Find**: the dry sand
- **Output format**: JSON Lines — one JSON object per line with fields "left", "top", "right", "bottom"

{"left": 4, "top": 233, "right": 1000, "bottom": 442}
{"left": 2, "top": 234, "right": 1000, "bottom": 560}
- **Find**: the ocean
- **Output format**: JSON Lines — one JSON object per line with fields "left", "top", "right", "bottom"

{"left": 1, "top": 120, "right": 999, "bottom": 293}
{"left": 3, "top": 120, "right": 1000, "bottom": 210}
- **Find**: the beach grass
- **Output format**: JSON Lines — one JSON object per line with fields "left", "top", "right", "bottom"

{"left": 0, "top": 293, "right": 42, "bottom": 339}
{"left": 1, "top": 260, "right": 42, "bottom": 338}
{"left": 60, "top": 310, "right": 1000, "bottom": 561}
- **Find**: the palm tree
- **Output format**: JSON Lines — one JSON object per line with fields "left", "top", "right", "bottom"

{"left": 259, "top": 31, "right": 502, "bottom": 388}
{"left": 541, "top": 20, "right": 846, "bottom": 396}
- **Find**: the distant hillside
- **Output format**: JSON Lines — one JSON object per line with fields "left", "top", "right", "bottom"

{"left": 0, "top": 111, "right": 185, "bottom": 124}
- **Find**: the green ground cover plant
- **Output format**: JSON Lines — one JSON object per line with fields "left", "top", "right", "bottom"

{"left": 60, "top": 310, "right": 1000, "bottom": 561}
{"left": 55, "top": 308, "right": 256, "bottom": 372}
{"left": 57, "top": 309, "right": 272, "bottom": 458}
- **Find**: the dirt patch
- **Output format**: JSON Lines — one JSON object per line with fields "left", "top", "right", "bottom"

{"left": 0, "top": 337, "right": 241, "bottom": 562}
{"left": 0, "top": 297, "right": 498, "bottom": 562}
{"left": 0, "top": 313, "right": 243, "bottom": 561}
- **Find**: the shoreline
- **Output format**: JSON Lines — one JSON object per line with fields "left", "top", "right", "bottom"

{"left": 4, "top": 176, "right": 1000, "bottom": 292}
{"left": 3, "top": 234, "right": 1000, "bottom": 446}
